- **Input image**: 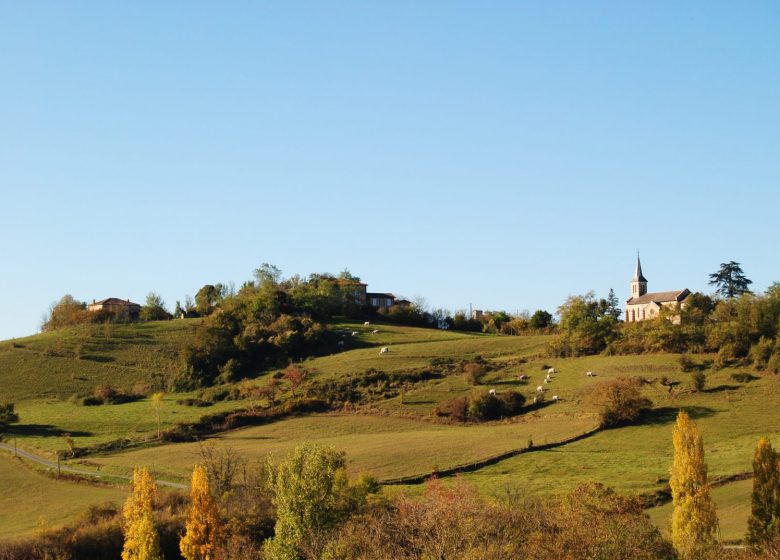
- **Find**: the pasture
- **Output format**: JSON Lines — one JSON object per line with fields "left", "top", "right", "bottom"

{"left": 0, "top": 453, "right": 127, "bottom": 540}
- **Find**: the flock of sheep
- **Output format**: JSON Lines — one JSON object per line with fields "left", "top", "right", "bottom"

{"left": 341, "top": 324, "right": 598, "bottom": 407}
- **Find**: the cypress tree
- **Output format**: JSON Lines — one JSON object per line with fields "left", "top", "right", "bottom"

{"left": 670, "top": 411, "right": 719, "bottom": 559}
{"left": 180, "top": 464, "right": 223, "bottom": 560}
{"left": 748, "top": 437, "right": 780, "bottom": 546}
{"left": 122, "top": 467, "right": 163, "bottom": 560}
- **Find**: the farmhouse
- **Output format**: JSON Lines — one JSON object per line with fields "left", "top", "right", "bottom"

{"left": 87, "top": 298, "right": 141, "bottom": 320}
{"left": 625, "top": 256, "right": 690, "bottom": 324}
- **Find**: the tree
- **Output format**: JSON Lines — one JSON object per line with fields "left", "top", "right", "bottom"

{"left": 709, "top": 261, "right": 753, "bottom": 300}
{"left": 254, "top": 263, "right": 283, "bottom": 288}
{"left": 283, "top": 364, "right": 306, "bottom": 398}
{"left": 195, "top": 284, "right": 224, "bottom": 316}
{"left": 264, "top": 444, "right": 356, "bottom": 560}
{"left": 122, "top": 467, "right": 162, "bottom": 560}
{"left": 605, "top": 288, "right": 622, "bottom": 320}
{"left": 670, "top": 411, "right": 718, "bottom": 559}
{"left": 42, "top": 294, "right": 88, "bottom": 331}
{"left": 0, "top": 402, "right": 19, "bottom": 430}
{"left": 151, "top": 392, "right": 164, "bottom": 439}
{"left": 747, "top": 437, "right": 780, "bottom": 547}
{"left": 180, "top": 464, "right": 223, "bottom": 560}
{"left": 140, "top": 292, "right": 172, "bottom": 322}
{"left": 551, "top": 292, "right": 619, "bottom": 356}
{"left": 529, "top": 309, "right": 554, "bottom": 330}
{"left": 587, "top": 378, "right": 652, "bottom": 427}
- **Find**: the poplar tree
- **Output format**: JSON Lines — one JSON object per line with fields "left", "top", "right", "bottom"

{"left": 748, "top": 437, "right": 780, "bottom": 546}
{"left": 670, "top": 411, "right": 718, "bottom": 559}
{"left": 180, "top": 464, "right": 223, "bottom": 560}
{"left": 122, "top": 467, "right": 163, "bottom": 560}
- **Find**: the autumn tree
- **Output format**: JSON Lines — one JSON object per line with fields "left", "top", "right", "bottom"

{"left": 747, "top": 437, "right": 780, "bottom": 547}
{"left": 140, "top": 292, "right": 172, "bottom": 322}
{"left": 670, "top": 411, "right": 718, "bottom": 559}
{"left": 180, "top": 464, "right": 223, "bottom": 560}
{"left": 264, "top": 444, "right": 357, "bottom": 560}
{"left": 709, "top": 261, "right": 753, "bottom": 300}
{"left": 122, "top": 467, "right": 162, "bottom": 560}
{"left": 283, "top": 364, "right": 306, "bottom": 398}
{"left": 587, "top": 378, "right": 652, "bottom": 427}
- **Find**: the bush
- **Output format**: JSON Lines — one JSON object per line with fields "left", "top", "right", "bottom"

{"left": 449, "top": 397, "right": 468, "bottom": 422}
{"left": 587, "top": 378, "right": 652, "bottom": 428}
{"left": 498, "top": 390, "right": 526, "bottom": 415}
{"left": 749, "top": 337, "right": 775, "bottom": 371}
{"left": 678, "top": 355, "right": 696, "bottom": 372}
{"left": 0, "top": 402, "right": 19, "bottom": 429}
{"left": 690, "top": 371, "right": 707, "bottom": 392}
{"left": 467, "top": 394, "right": 506, "bottom": 421}
{"left": 463, "top": 363, "right": 486, "bottom": 386}
{"left": 731, "top": 372, "right": 758, "bottom": 383}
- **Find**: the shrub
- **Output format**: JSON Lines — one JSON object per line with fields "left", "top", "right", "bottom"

{"left": 749, "top": 337, "right": 775, "bottom": 371}
{"left": 690, "top": 371, "right": 707, "bottom": 392}
{"left": 498, "top": 390, "right": 526, "bottom": 415}
{"left": 450, "top": 397, "right": 468, "bottom": 422}
{"left": 0, "top": 402, "right": 19, "bottom": 429}
{"left": 467, "top": 394, "right": 506, "bottom": 421}
{"left": 463, "top": 363, "right": 486, "bottom": 386}
{"left": 587, "top": 378, "right": 652, "bottom": 428}
{"left": 678, "top": 355, "right": 696, "bottom": 372}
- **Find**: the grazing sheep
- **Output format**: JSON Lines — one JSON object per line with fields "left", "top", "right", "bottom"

{"left": 532, "top": 396, "right": 538, "bottom": 404}
{"left": 351, "top": 331, "right": 359, "bottom": 336}
{"left": 536, "top": 386, "right": 544, "bottom": 393}
{"left": 518, "top": 374, "right": 527, "bottom": 380}
{"left": 586, "top": 371, "right": 593, "bottom": 377}
{"left": 371, "top": 329, "right": 380, "bottom": 334}
{"left": 380, "top": 347, "right": 389, "bottom": 354}
{"left": 547, "top": 367, "right": 555, "bottom": 375}
{"left": 552, "top": 395, "right": 559, "bottom": 401}
{"left": 544, "top": 378, "right": 550, "bottom": 384}
{"left": 488, "top": 389, "right": 497, "bottom": 396}
{"left": 364, "top": 321, "right": 370, "bottom": 326}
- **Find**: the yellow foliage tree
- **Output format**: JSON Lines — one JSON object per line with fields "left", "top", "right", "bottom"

{"left": 180, "top": 464, "right": 223, "bottom": 560}
{"left": 151, "top": 392, "right": 164, "bottom": 439}
{"left": 670, "top": 411, "right": 719, "bottom": 559}
{"left": 122, "top": 467, "right": 162, "bottom": 560}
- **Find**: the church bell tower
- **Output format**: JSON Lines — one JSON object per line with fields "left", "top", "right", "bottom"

{"left": 630, "top": 254, "right": 648, "bottom": 299}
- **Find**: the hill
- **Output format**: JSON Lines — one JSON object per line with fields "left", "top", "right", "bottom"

{"left": 2, "top": 318, "right": 780, "bottom": 543}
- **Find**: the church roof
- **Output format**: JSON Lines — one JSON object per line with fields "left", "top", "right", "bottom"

{"left": 627, "top": 289, "right": 690, "bottom": 305}
{"left": 632, "top": 255, "right": 648, "bottom": 283}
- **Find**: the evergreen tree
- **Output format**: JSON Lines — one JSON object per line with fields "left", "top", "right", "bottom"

{"left": 748, "top": 437, "right": 780, "bottom": 547}
{"left": 606, "top": 288, "right": 622, "bottom": 320}
{"left": 670, "top": 411, "right": 719, "bottom": 559}
{"left": 122, "top": 467, "right": 162, "bottom": 560}
{"left": 180, "top": 464, "right": 223, "bottom": 560}
{"left": 709, "top": 261, "right": 753, "bottom": 300}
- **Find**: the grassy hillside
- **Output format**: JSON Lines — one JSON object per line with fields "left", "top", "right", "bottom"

{"left": 0, "top": 320, "right": 199, "bottom": 401}
{"left": 0, "top": 454, "right": 127, "bottom": 540}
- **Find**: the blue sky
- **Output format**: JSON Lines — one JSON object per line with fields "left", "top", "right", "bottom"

{"left": 1, "top": 1, "right": 778, "bottom": 339}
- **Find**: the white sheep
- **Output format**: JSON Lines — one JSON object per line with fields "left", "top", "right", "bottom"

{"left": 351, "top": 331, "right": 359, "bottom": 336}
{"left": 536, "top": 386, "right": 544, "bottom": 393}
{"left": 371, "top": 329, "right": 380, "bottom": 334}
{"left": 552, "top": 395, "right": 559, "bottom": 401}
{"left": 380, "top": 347, "right": 389, "bottom": 354}
{"left": 544, "top": 378, "right": 550, "bottom": 384}
{"left": 547, "top": 367, "right": 555, "bottom": 375}
{"left": 532, "top": 396, "right": 538, "bottom": 404}
{"left": 488, "top": 389, "right": 496, "bottom": 396}
{"left": 364, "top": 321, "right": 370, "bottom": 326}
{"left": 586, "top": 371, "right": 593, "bottom": 377}
{"left": 518, "top": 374, "right": 527, "bottom": 380}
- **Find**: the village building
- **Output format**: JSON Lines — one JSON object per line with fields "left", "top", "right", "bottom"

{"left": 87, "top": 298, "right": 141, "bottom": 320}
{"left": 625, "top": 256, "right": 690, "bottom": 324}
{"left": 366, "top": 292, "right": 396, "bottom": 309}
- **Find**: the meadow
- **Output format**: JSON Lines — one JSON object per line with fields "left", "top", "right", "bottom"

{"left": 1, "top": 318, "right": 777, "bottom": 542}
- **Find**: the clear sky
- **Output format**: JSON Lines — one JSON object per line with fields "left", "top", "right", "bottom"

{"left": 1, "top": 1, "right": 778, "bottom": 340}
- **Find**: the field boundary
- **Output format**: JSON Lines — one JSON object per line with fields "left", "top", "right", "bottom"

{"left": 379, "top": 424, "right": 602, "bottom": 485}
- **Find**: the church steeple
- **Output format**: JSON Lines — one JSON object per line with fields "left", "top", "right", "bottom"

{"left": 630, "top": 254, "right": 648, "bottom": 299}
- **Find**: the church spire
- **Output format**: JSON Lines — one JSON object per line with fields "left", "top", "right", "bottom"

{"left": 630, "top": 253, "right": 648, "bottom": 298}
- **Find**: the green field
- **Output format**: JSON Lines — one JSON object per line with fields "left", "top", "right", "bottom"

{"left": 0, "top": 453, "right": 127, "bottom": 540}
{"left": 1, "top": 319, "right": 776, "bottom": 541}
{"left": 87, "top": 412, "right": 597, "bottom": 482}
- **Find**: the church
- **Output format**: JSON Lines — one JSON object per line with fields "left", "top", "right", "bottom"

{"left": 625, "top": 256, "right": 690, "bottom": 323}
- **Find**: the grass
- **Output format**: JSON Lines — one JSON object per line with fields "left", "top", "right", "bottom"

{"left": 87, "top": 412, "right": 597, "bottom": 482}
{"left": 0, "top": 453, "right": 127, "bottom": 540}
{"left": 647, "top": 478, "right": 754, "bottom": 542}
{"left": 0, "top": 320, "right": 199, "bottom": 401}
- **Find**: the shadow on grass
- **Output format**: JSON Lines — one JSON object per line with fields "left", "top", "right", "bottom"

{"left": 7, "top": 424, "right": 92, "bottom": 437}
{"left": 705, "top": 384, "right": 740, "bottom": 393}
{"left": 636, "top": 406, "right": 716, "bottom": 427}
{"left": 79, "top": 354, "right": 115, "bottom": 363}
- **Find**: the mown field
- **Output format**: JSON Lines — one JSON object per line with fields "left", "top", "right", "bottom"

{"left": 0, "top": 454, "right": 127, "bottom": 541}
{"left": 1, "top": 319, "right": 777, "bottom": 542}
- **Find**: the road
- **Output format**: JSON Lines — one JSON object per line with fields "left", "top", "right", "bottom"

{"left": 0, "top": 441, "right": 187, "bottom": 490}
